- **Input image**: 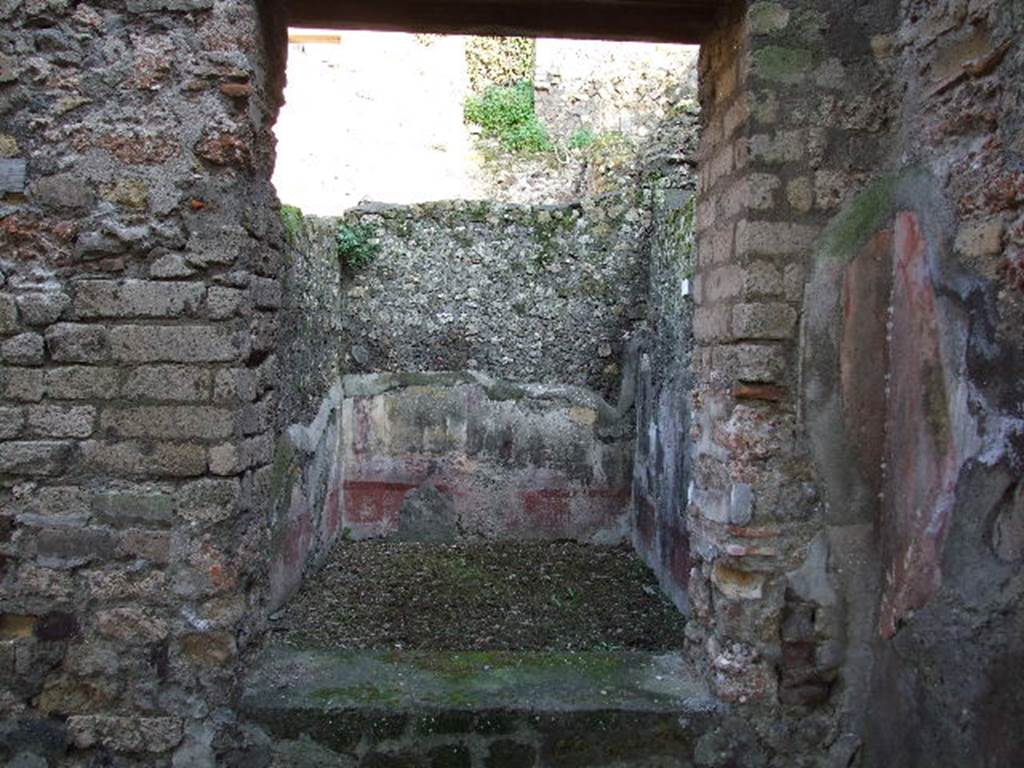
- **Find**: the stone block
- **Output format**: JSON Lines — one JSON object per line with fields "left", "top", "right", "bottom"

{"left": 110, "top": 325, "right": 240, "bottom": 363}
{"left": 92, "top": 489, "right": 174, "bottom": 528}
{"left": 150, "top": 253, "right": 195, "bottom": 279}
{"left": 742, "top": 261, "right": 784, "bottom": 297}
{"left": 0, "top": 292, "right": 18, "bottom": 333}
{"left": 783, "top": 263, "right": 805, "bottom": 302}
{"left": 122, "top": 365, "right": 211, "bottom": 401}
{"left": 702, "top": 225, "right": 735, "bottom": 266}
{"left": 786, "top": 177, "right": 814, "bottom": 213}
{"left": 250, "top": 277, "right": 281, "bottom": 310}
{"left": 83, "top": 568, "right": 167, "bottom": 602}
{"left": 10, "top": 486, "right": 91, "bottom": 518}
{"left": 704, "top": 265, "right": 744, "bottom": 303}
{"left": 74, "top": 279, "right": 204, "bottom": 319}
{"left": 100, "top": 178, "right": 149, "bottom": 210}
{"left": 713, "top": 343, "right": 787, "bottom": 383}
{"left": 67, "top": 715, "right": 183, "bottom": 753}
{"left": 35, "top": 527, "right": 118, "bottom": 565}
{"left": 179, "top": 632, "right": 237, "bottom": 666}
{"left": 0, "top": 406, "right": 24, "bottom": 438}
{"left": 35, "top": 611, "right": 79, "bottom": 642}
{"left": 208, "top": 443, "right": 240, "bottom": 476}
{"left": 36, "top": 675, "right": 119, "bottom": 715}
{"left": 13, "top": 564, "right": 74, "bottom": 601}
{"left": 213, "top": 368, "right": 256, "bottom": 402}
{"left": 693, "top": 306, "right": 732, "bottom": 343}
{"left": 206, "top": 286, "right": 247, "bottom": 319}
{"left": 174, "top": 478, "right": 239, "bottom": 524}
{"left": 45, "top": 324, "right": 110, "bottom": 363}
{"left": 16, "top": 292, "right": 70, "bottom": 326}
{"left": 736, "top": 219, "right": 819, "bottom": 257}
{"left": 732, "top": 302, "right": 796, "bottom": 340}
{"left": 119, "top": 528, "right": 172, "bottom": 563}
{"left": 78, "top": 440, "right": 207, "bottom": 477}
{"left": 745, "top": 130, "right": 805, "bottom": 165}
{"left": 45, "top": 366, "right": 120, "bottom": 400}
{"left": 30, "top": 173, "right": 93, "bottom": 210}
{"left": 712, "top": 562, "right": 766, "bottom": 600}
{"left": 749, "top": 173, "right": 780, "bottom": 211}
{"left": 95, "top": 607, "right": 169, "bottom": 643}
{"left": 748, "top": 2, "right": 791, "bottom": 35}
{"left": 0, "top": 441, "right": 72, "bottom": 476}
{"left": 25, "top": 405, "right": 95, "bottom": 438}
{"left": 102, "top": 405, "right": 234, "bottom": 440}
{"left": 814, "top": 169, "right": 852, "bottom": 210}
{"left": 751, "top": 46, "right": 814, "bottom": 84}
{"left": 2, "top": 332, "right": 44, "bottom": 365}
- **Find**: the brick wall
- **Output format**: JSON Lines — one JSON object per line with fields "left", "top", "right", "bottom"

{"left": 0, "top": 0, "right": 287, "bottom": 762}
{"left": 687, "top": 0, "right": 898, "bottom": 715}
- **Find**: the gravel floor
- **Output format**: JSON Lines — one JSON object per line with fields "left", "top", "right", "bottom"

{"left": 268, "top": 540, "right": 688, "bottom": 652}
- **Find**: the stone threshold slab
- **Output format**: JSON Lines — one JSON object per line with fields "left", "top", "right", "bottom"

{"left": 241, "top": 648, "right": 717, "bottom": 715}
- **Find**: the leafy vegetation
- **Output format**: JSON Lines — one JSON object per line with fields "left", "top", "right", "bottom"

{"left": 336, "top": 222, "right": 379, "bottom": 271}
{"left": 569, "top": 128, "right": 598, "bottom": 149}
{"left": 464, "top": 81, "right": 553, "bottom": 154}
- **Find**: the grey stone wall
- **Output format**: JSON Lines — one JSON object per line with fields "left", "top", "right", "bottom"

{"left": 0, "top": 0, "right": 287, "bottom": 763}
{"left": 330, "top": 196, "right": 651, "bottom": 401}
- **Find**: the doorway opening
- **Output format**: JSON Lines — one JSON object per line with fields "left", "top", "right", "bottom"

{"left": 250, "top": 26, "right": 706, "bottom": 764}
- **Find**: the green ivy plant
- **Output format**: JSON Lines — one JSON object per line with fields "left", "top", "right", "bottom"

{"left": 464, "top": 80, "right": 553, "bottom": 154}
{"left": 336, "top": 222, "right": 379, "bottom": 271}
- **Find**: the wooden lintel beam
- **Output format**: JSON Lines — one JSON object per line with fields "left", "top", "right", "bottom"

{"left": 286, "top": 0, "right": 719, "bottom": 44}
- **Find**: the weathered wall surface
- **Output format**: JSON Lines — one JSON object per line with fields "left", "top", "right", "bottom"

{"left": 687, "top": 1, "right": 900, "bottom": 727}
{"left": 334, "top": 197, "right": 650, "bottom": 401}
{"left": 534, "top": 39, "right": 698, "bottom": 142}
{"left": 266, "top": 217, "right": 344, "bottom": 609}
{"left": 339, "top": 372, "right": 633, "bottom": 544}
{"left": 0, "top": 0, "right": 287, "bottom": 764}
{"left": 631, "top": 116, "right": 699, "bottom": 614}
{"left": 797, "top": 1, "right": 1024, "bottom": 765}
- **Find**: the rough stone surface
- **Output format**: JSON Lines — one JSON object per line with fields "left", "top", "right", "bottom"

{"left": 0, "top": 0, "right": 286, "bottom": 765}
{"left": 241, "top": 647, "right": 730, "bottom": 767}
{"left": 331, "top": 197, "right": 650, "bottom": 401}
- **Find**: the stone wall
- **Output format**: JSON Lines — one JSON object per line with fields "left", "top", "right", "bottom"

{"left": 803, "top": 1, "right": 1024, "bottom": 764}
{"left": 631, "top": 195, "right": 696, "bottom": 614}
{"left": 266, "top": 217, "right": 344, "bottom": 609}
{"left": 687, "top": 0, "right": 899, "bottom": 730}
{"left": 534, "top": 39, "right": 698, "bottom": 142}
{"left": 0, "top": 0, "right": 287, "bottom": 763}
{"left": 332, "top": 196, "right": 651, "bottom": 401}
{"left": 631, "top": 110, "right": 699, "bottom": 614}
{"left": 339, "top": 372, "right": 633, "bottom": 544}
